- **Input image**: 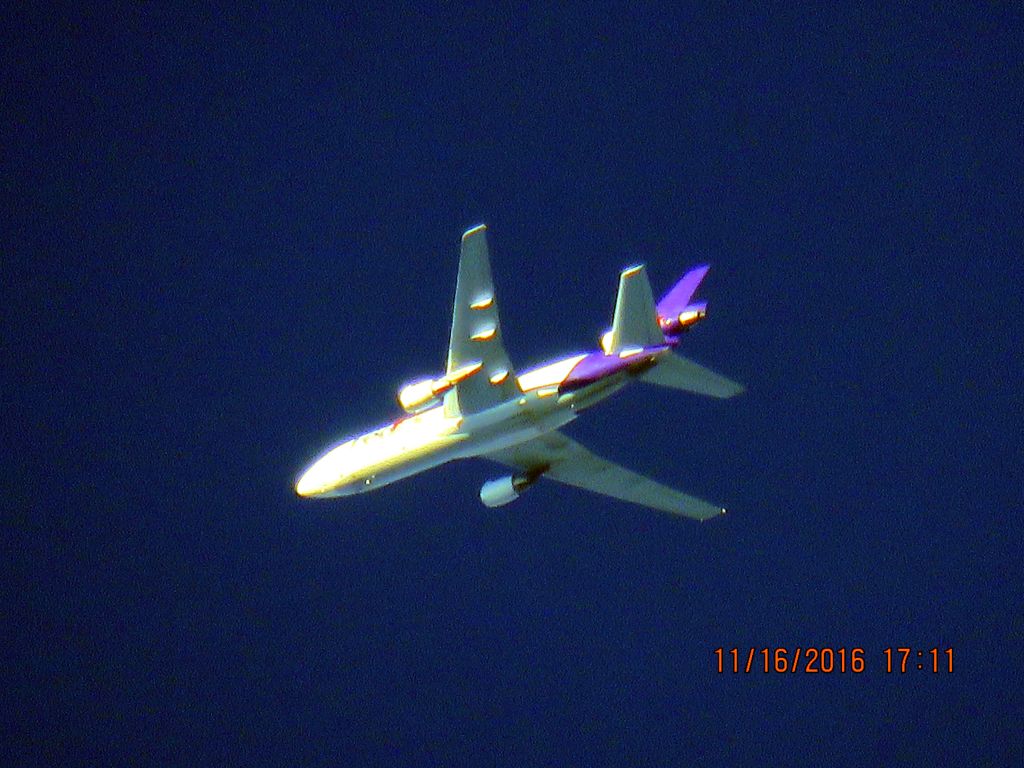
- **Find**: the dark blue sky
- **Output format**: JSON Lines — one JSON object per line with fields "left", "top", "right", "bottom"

{"left": 6, "top": 4, "right": 1023, "bottom": 765}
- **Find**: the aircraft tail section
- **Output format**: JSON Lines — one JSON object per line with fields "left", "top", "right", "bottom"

{"left": 603, "top": 265, "right": 664, "bottom": 354}
{"left": 657, "top": 264, "right": 709, "bottom": 318}
{"left": 655, "top": 264, "right": 714, "bottom": 337}
{"left": 640, "top": 352, "right": 745, "bottom": 398}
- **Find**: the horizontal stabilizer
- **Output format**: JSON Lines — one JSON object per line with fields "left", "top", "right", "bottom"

{"left": 641, "top": 353, "right": 745, "bottom": 398}
{"left": 606, "top": 265, "right": 663, "bottom": 353}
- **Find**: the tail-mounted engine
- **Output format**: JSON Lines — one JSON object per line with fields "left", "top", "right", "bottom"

{"left": 658, "top": 301, "right": 707, "bottom": 338}
{"left": 479, "top": 470, "right": 544, "bottom": 508}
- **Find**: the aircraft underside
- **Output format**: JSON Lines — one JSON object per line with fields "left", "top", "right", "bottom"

{"left": 296, "top": 224, "right": 743, "bottom": 520}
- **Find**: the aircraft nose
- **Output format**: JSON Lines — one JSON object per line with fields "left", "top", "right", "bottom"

{"left": 295, "top": 467, "right": 321, "bottom": 497}
{"left": 295, "top": 444, "right": 350, "bottom": 498}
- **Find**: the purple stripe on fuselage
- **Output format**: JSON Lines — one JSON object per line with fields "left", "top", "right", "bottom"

{"left": 560, "top": 346, "right": 670, "bottom": 391}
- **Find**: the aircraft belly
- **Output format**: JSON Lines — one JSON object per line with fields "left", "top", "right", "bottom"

{"left": 455, "top": 398, "right": 578, "bottom": 460}
{"left": 354, "top": 433, "right": 466, "bottom": 483}
{"left": 560, "top": 374, "right": 631, "bottom": 411}
{"left": 296, "top": 225, "right": 744, "bottom": 513}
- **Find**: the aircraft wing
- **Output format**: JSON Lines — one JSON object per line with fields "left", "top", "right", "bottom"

{"left": 482, "top": 431, "right": 726, "bottom": 521}
{"left": 445, "top": 225, "right": 520, "bottom": 414}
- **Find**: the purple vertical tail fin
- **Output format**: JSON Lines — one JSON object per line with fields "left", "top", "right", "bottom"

{"left": 656, "top": 265, "right": 711, "bottom": 337}
{"left": 656, "top": 264, "right": 710, "bottom": 318}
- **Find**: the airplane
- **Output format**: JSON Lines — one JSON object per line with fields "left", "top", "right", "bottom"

{"left": 295, "top": 224, "right": 744, "bottom": 520}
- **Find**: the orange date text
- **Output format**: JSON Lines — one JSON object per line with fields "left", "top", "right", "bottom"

{"left": 714, "top": 647, "right": 865, "bottom": 674}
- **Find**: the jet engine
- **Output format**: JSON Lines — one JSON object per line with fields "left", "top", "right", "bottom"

{"left": 397, "top": 378, "right": 443, "bottom": 414}
{"left": 397, "top": 361, "right": 483, "bottom": 413}
{"left": 658, "top": 302, "right": 707, "bottom": 336}
{"left": 479, "top": 472, "right": 541, "bottom": 508}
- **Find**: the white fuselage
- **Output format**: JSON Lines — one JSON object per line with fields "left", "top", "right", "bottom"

{"left": 294, "top": 355, "right": 632, "bottom": 498}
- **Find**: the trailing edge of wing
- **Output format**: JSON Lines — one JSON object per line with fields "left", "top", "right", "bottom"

{"left": 640, "top": 353, "right": 745, "bottom": 398}
{"left": 482, "top": 431, "right": 725, "bottom": 521}
{"left": 445, "top": 225, "right": 519, "bottom": 414}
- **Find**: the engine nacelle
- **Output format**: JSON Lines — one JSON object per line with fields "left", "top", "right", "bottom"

{"left": 479, "top": 473, "right": 539, "bottom": 508}
{"left": 397, "top": 379, "right": 442, "bottom": 414}
{"left": 397, "top": 361, "right": 484, "bottom": 413}
{"left": 658, "top": 301, "right": 707, "bottom": 336}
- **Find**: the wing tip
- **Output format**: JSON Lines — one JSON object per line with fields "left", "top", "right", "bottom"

{"left": 462, "top": 223, "right": 487, "bottom": 240}
{"left": 719, "top": 382, "right": 746, "bottom": 398}
{"left": 698, "top": 506, "right": 728, "bottom": 522}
